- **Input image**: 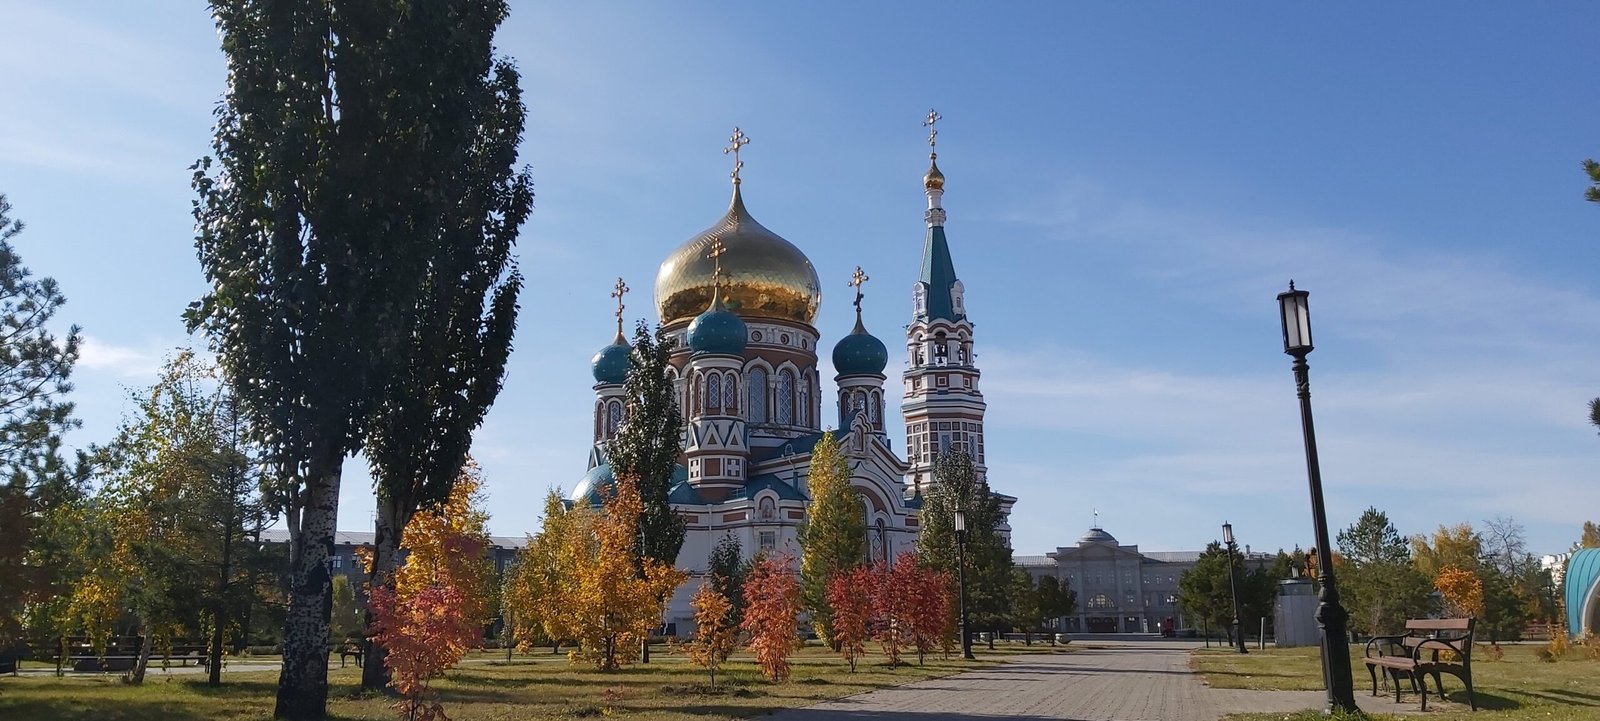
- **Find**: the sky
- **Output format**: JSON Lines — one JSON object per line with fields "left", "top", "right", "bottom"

{"left": 2, "top": 1, "right": 1598, "bottom": 558}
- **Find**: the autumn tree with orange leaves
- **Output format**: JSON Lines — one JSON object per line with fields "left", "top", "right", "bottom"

{"left": 826, "top": 566, "right": 871, "bottom": 672}
{"left": 742, "top": 553, "right": 802, "bottom": 682}
{"left": 1434, "top": 566, "right": 1485, "bottom": 618}
{"left": 686, "top": 578, "right": 738, "bottom": 688}
{"left": 366, "top": 467, "right": 494, "bottom": 721}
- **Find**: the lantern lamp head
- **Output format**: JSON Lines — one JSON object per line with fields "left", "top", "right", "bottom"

{"left": 1277, "top": 281, "right": 1313, "bottom": 356}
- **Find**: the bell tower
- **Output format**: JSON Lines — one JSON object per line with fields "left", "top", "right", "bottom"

{"left": 902, "top": 110, "right": 987, "bottom": 492}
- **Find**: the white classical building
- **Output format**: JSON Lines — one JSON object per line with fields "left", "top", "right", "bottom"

{"left": 572, "top": 126, "right": 1013, "bottom": 632}
{"left": 1017, "top": 526, "right": 1274, "bottom": 634}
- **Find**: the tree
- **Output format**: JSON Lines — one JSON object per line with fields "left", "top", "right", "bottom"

{"left": 741, "top": 553, "right": 801, "bottom": 683}
{"left": 331, "top": 575, "right": 362, "bottom": 643}
{"left": 190, "top": 3, "right": 527, "bottom": 715}
{"left": 1584, "top": 157, "right": 1600, "bottom": 203}
{"left": 367, "top": 469, "right": 495, "bottom": 720}
{"left": 917, "top": 451, "right": 1012, "bottom": 648}
{"left": 1035, "top": 576, "right": 1077, "bottom": 644}
{"left": 1412, "top": 523, "right": 1483, "bottom": 580}
{"left": 605, "top": 321, "right": 684, "bottom": 664}
{"left": 825, "top": 567, "right": 870, "bottom": 672}
{"left": 1337, "top": 508, "right": 1432, "bottom": 635}
{"left": 1581, "top": 521, "right": 1600, "bottom": 549}
{"left": 686, "top": 579, "right": 737, "bottom": 688}
{"left": 505, "top": 490, "right": 582, "bottom": 654}
{"left": 1177, "top": 542, "right": 1236, "bottom": 641}
{"left": 706, "top": 532, "right": 748, "bottom": 627}
{"left": 798, "top": 431, "right": 866, "bottom": 646}
{"left": 865, "top": 559, "right": 909, "bottom": 668}
{"left": 901, "top": 554, "right": 953, "bottom": 665}
{"left": 1009, "top": 570, "right": 1043, "bottom": 644}
{"left": 1435, "top": 567, "right": 1485, "bottom": 618}
{"left": 0, "top": 193, "right": 82, "bottom": 651}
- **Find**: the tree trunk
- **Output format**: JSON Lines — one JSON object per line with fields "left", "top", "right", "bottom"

{"left": 211, "top": 509, "right": 238, "bottom": 686}
{"left": 130, "top": 623, "right": 152, "bottom": 685}
{"left": 361, "top": 499, "right": 405, "bottom": 691}
{"left": 274, "top": 453, "right": 342, "bottom": 721}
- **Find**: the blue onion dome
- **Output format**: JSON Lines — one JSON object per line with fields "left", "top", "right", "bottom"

{"left": 832, "top": 315, "right": 888, "bottom": 376}
{"left": 572, "top": 462, "right": 689, "bottom": 506}
{"left": 590, "top": 331, "right": 632, "bottom": 384}
{"left": 686, "top": 288, "right": 748, "bottom": 356}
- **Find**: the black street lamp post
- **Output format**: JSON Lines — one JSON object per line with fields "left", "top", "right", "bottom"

{"left": 1277, "top": 282, "right": 1358, "bottom": 714}
{"left": 1222, "top": 522, "right": 1248, "bottom": 654}
{"left": 955, "top": 504, "right": 976, "bottom": 660}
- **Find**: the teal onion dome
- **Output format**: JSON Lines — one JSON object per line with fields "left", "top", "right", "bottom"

{"left": 686, "top": 290, "right": 748, "bottom": 356}
{"left": 572, "top": 462, "right": 689, "bottom": 506}
{"left": 832, "top": 316, "right": 888, "bottom": 376}
{"left": 590, "top": 332, "right": 632, "bottom": 385}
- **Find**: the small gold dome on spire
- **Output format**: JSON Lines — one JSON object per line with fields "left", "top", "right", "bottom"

{"left": 924, "top": 154, "right": 945, "bottom": 190}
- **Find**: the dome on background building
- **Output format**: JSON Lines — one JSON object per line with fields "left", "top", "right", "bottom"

{"left": 655, "top": 186, "right": 820, "bottom": 327}
{"left": 1079, "top": 527, "right": 1118, "bottom": 545}
{"left": 686, "top": 289, "right": 748, "bottom": 356}
{"left": 832, "top": 316, "right": 888, "bottom": 376}
{"left": 571, "top": 463, "right": 690, "bottom": 506}
{"left": 590, "top": 332, "right": 631, "bottom": 384}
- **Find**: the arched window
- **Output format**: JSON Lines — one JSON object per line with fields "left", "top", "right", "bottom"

{"left": 868, "top": 392, "right": 880, "bottom": 423}
{"left": 798, "top": 376, "right": 811, "bottom": 427}
{"left": 747, "top": 368, "right": 767, "bottom": 423}
{"left": 776, "top": 370, "right": 795, "bottom": 425}
{"left": 722, "top": 373, "right": 737, "bottom": 414}
{"left": 875, "top": 518, "right": 889, "bottom": 564}
{"left": 706, "top": 370, "right": 721, "bottom": 412}
{"left": 913, "top": 284, "right": 926, "bottom": 314}
{"left": 607, "top": 401, "right": 623, "bottom": 436}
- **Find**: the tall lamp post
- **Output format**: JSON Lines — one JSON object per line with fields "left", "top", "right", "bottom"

{"left": 1277, "top": 282, "right": 1358, "bottom": 714}
{"left": 1222, "top": 522, "right": 1249, "bottom": 654}
{"left": 954, "top": 503, "right": 976, "bottom": 660}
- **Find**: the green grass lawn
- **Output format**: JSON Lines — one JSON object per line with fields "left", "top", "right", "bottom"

{"left": 0, "top": 642, "right": 1070, "bottom": 720}
{"left": 1193, "top": 644, "right": 1600, "bottom": 721}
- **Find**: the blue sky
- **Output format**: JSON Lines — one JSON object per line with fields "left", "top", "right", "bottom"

{"left": 2, "top": 1, "right": 1598, "bottom": 557}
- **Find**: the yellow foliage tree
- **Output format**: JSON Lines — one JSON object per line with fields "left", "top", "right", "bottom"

{"left": 391, "top": 460, "right": 496, "bottom": 627}
{"left": 686, "top": 578, "right": 738, "bottom": 688}
{"left": 1412, "top": 523, "right": 1482, "bottom": 579}
{"left": 1434, "top": 566, "right": 1485, "bottom": 618}
{"left": 506, "top": 476, "right": 683, "bottom": 671}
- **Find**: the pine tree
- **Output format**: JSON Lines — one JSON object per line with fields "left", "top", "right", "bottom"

{"left": 0, "top": 193, "right": 81, "bottom": 652}
{"left": 1336, "top": 507, "right": 1432, "bottom": 635}
{"left": 798, "top": 431, "right": 866, "bottom": 646}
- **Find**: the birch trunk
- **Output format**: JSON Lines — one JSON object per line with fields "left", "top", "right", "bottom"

{"left": 273, "top": 451, "right": 342, "bottom": 720}
{"left": 129, "top": 623, "right": 152, "bottom": 684}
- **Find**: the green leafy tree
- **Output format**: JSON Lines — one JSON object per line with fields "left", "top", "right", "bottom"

{"left": 1009, "top": 570, "right": 1043, "bottom": 644}
{"left": 707, "top": 532, "right": 748, "bottom": 627}
{"left": 1336, "top": 507, "right": 1432, "bottom": 635}
{"left": 0, "top": 193, "right": 82, "bottom": 651}
{"left": 357, "top": 25, "right": 531, "bottom": 686}
{"left": 605, "top": 321, "right": 684, "bottom": 663}
{"left": 1581, "top": 521, "right": 1600, "bottom": 549}
{"left": 798, "top": 431, "right": 865, "bottom": 646}
{"left": 1177, "top": 542, "right": 1236, "bottom": 641}
{"left": 190, "top": 2, "right": 527, "bottom": 714}
{"left": 331, "top": 574, "right": 362, "bottom": 643}
{"left": 1035, "top": 575, "right": 1077, "bottom": 643}
{"left": 917, "top": 450, "right": 1011, "bottom": 648}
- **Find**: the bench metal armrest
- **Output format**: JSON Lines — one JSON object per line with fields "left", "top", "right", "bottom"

{"left": 1365, "top": 634, "right": 1407, "bottom": 658}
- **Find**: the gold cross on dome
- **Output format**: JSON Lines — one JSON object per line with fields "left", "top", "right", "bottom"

{"left": 923, "top": 109, "right": 942, "bottom": 150}
{"left": 610, "top": 277, "right": 629, "bottom": 333}
{"left": 723, "top": 127, "right": 750, "bottom": 184}
{"left": 848, "top": 265, "right": 870, "bottom": 314}
{"left": 707, "top": 238, "right": 728, "bottom": 288}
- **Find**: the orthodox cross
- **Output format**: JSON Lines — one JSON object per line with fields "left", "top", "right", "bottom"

{"left": 610, "top": 277, "right": 628, "bottom": 335}
{"left": 707, "top": 237, "right": 728, "bottom": 290}
{"left": 723, "top": 126, "right": 750, "bottom": 184}
{"left": 848, "top": 265, "right": 870, "bottom": 316}
{"left": 1093, "top": 508, "right": 1099, "bottom": 528}
{"left": 923, "top": 108, "right": 942, "bottom": 152}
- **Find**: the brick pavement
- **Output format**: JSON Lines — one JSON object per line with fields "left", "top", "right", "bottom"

{"left": 767, "top": 641, "right": 1328, "bottom": 721}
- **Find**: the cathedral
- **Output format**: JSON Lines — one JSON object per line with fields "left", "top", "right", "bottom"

{"left": 571, "top": 118, "right": 1012, "bottom": 630}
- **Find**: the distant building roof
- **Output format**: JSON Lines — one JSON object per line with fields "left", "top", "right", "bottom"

{"left": 1014, "top": 555, "right": 1055, "bottom": 567}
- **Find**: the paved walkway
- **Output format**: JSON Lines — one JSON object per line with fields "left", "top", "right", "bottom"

{"left": 769, "top": 642, "right": 1326, "bottom": 721}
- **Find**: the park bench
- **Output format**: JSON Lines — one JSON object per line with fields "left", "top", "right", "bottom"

{"left": 1362, "top": 617, "right": 1476, "bottom": 711}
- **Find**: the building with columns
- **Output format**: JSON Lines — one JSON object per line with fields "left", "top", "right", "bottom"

{"left": 571, "top": 122, "right": 1012, "bottom": 631}
{"left": 1016, "top": 525, "right": 1276, "bottom": 634}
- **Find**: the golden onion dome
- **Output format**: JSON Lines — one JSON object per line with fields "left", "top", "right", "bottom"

{"left": 656, "top": 185, "right": 820, "bottom": 327}
{"left": 924, "top": 155, "right": 945, "bottom": 190}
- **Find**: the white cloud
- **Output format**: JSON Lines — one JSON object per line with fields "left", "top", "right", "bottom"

{"left": 77, "top": 336, "right": 169, "bottom": 379}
